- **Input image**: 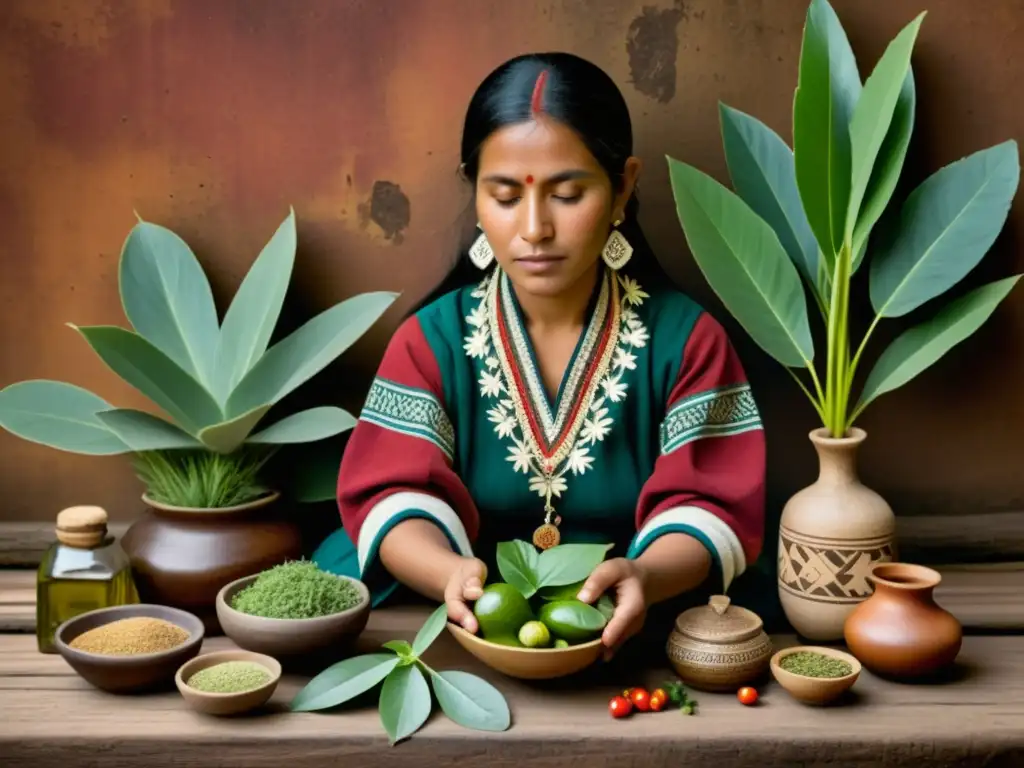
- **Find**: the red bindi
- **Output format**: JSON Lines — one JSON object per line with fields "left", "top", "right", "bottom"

{"left": 525, "top": 175, "right": 534, "bottom": 184}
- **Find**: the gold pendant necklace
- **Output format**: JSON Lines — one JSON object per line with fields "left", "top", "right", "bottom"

{"left": 532, "top": 489, "right": 561, "bottom": 550}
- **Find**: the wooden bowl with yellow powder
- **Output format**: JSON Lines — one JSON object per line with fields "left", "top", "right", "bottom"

{"left": 54, "top": 604, "right": 204, "bottom": 693}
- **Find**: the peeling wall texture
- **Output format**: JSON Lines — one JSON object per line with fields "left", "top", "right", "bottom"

{"left": 1, "top": 0, "right": 1023, "bottom": 526}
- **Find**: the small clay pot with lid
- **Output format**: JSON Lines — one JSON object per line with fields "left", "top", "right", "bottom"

{"left": 665, "top": 595, "right": 773, "bottom": 691}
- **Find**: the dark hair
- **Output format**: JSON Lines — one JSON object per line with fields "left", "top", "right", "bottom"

{"left": 409, "top": 51, "right": 674, "bottom": 315}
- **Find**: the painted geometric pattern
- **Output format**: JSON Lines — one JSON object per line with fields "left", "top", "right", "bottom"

{"left": 659, "top": 383, "right": 762, "bottom": 455}
{"left": 361, "top": 378, "right": 455, "bottom": 460}
{"left": 777, "top": 527, "right": 895, "bottom": 604}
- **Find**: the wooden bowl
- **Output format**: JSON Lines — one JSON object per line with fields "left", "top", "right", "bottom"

{"left": 770, "top": 645, "right": 861, "bottom": 705}
{"left": 446, "top": 622, "right": 603, "bottom": 680}
{"left": 176, "top": 650, "right": 281, "bottom": 716}
{"left": 215, "top": 574, "right": 370, "bottom": 660}
{"left": 54, "top": 604, "right": 205, "bottom": 693}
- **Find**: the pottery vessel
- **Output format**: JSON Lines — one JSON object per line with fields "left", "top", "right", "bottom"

{"left": 777, "top": 428, "right": 896, "bottom": 641}
{"left": 665, "top": 595, "right": 773, "bottom": 691}
{"left": 770, "top": 645, "right": 861, "bottom": 705}
{"left": 844, "top": 562, "right": 962, "bottom": 679}
{"left": 176, "top": 649, "right": 282, "bottom": 716}
{"left": 121, "top": 492, "right": 303, "bottom": 633}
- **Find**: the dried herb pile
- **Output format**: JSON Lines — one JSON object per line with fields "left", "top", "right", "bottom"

{"left": 231, "top": 560, "right": 362, "bottom": 619}
{"left": 780, "top": 651, "right": 853, "bottom": 678}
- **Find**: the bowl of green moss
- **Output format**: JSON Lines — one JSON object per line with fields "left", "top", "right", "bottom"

{"left": 215, "top": 561, "right": 370, "bottom": 660}
{"left": 770, "top": 645, "right": 861, "bottom": 705}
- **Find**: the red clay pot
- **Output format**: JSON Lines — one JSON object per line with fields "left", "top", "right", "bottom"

{"left": 843, "top": 562, "right": 962, "bottom": 679}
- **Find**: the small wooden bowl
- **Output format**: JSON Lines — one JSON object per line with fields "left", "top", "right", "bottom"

{"left": 446, "top": 623, "right": 603, "bottom": 680}
{"left": 176, "top": 650, "right": 281, "bottom": 716}
{"left": 770, "top": 646, "right": 861, "bottom": 705}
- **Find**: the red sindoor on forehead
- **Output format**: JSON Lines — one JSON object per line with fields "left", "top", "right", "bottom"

{"left": 530, "top": 69, "right": 548, "bottom": 117}
{"left": 525, "top": 175, "right": 534, "bottom": 184}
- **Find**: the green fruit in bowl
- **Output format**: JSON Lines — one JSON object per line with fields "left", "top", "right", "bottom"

{"left": 473, "top": 582, "right": 534, "bottom": 642}
{"left": 539, "top": 599, "right": 607, "bottom": 643}
{"left": 518, "top": 620, "right": 551, "bottom": 648}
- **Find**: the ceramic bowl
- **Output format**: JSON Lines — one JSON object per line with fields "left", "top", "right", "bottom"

{"left": 54, "top": 604, "right": 205, "bottom": 693}
{"left": 176, "top": 649, "right": 282, "bottom": 716}
{"left": 446, "top": 622, "right": 603, "bottom": 680}
{"left": 770, "top": 645, "right": 861, "bottom": 705}
{"left": 215, "top": 573, "right": 371, "bottom": 659}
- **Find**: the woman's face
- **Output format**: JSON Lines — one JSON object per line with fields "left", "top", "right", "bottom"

{"left": 474, "top": 117, "right": 640, "bottom": 298}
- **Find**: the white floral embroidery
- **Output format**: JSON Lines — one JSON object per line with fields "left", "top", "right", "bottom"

{"left": 479, "top": 370, "right": 504, "bottom": 397}
{"left": 464, "top": 328, "right": 489, "bottom": 358}
{"left": 620, "top": 276, "right": 650, "bottom": 307}
{"left": 613, "top": 348, "right": 637, "bottom": 371}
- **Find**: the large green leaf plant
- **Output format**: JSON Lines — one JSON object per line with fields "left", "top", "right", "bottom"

{"left": 0, "top": 207, "right": 397, "bottom": 506}
{"left": 668, "top": 0, "right": 1021, "bottom": 437}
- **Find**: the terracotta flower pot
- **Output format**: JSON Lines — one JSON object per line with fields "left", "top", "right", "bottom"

{"left": 844, "top": 562, "right": 962, "bottom": 679}
{"left": 777, "top": 428, "right": 896, "bottom": 641}
{"left": 120, "top": 491, "right": 304, "bottom": 634}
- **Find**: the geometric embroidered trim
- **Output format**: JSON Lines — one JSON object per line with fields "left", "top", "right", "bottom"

{"left": 659, "top": 383, "right": 762, "bottom": 455}
{"left": 360, "top": 378, "right": 455, "bottom": 460}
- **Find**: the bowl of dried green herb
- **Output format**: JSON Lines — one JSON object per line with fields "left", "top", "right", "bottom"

{"left": 770, "top": 646, "right": 861, "bottom": 705}
{"left": 176, "top": 649, "right": 282, "bottom": 716}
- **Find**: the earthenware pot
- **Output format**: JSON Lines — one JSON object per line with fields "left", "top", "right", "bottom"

{"left": 844, "top": 562, "right": 962, "bottom": 679}
{"left": 770, "top": 645, "right": 861, "bottom": 705}
{"left": 777, "top": 428, "right": 896, "bottom": 641}
{"left": 121, "top": 492, "right": 303, "bottom": 634}
{"left": 665, "top": 595, "right": 773, "bottom": 691}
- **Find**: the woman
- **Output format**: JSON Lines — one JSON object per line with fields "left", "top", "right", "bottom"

{"left": 314, "top": 52, "right": 766, "bottom": 660}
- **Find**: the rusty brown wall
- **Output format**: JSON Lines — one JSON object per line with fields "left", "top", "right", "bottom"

{"left": 1, "top": 0, "right": 1023, "bottom": 527}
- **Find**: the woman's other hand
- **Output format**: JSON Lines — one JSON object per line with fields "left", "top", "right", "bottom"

{"left": 576, "top": 558, "right": 648, "bottom": 661}
{"left": 444, "top": 556, "right": 488, "bottom": 633}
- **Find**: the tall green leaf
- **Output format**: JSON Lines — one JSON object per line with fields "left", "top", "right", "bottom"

{"left": 793, "top": 0, "right": 862, "bottom": 257}
{"left": 496, "top": 540, "right": 540, "bottom": 598}
{"left": 118, "top": 220, "right": 219, "bottom": 388}
{"left": 870, "top": 140, "right": 1020, "bottom": 318}
{"left": 412, "top": 604, "right": 449, "bottom": 657}
{"left": 855, "top": 275, "right": 1020, "bottom": 415}
{"left": 196, "top": 403, "right": 273, "bottom": 454}
{"left": 0, "top": 381, "right": 130, "bottom": 455}
{"left": 246, "top": 406, "right": 356, "bottom": 445}
{"left": 852, "top": 68, "right": 916, "bottom": 272}
{"left": 70, "top": 325, "right": 223, "bottom": 434}
{"left": 225, "top": 292, "right": 398, "bottom": 418}
{"left": 668, "top": 157, "right": 815, "bottom": 367}
{"left": 719, "top": 104, "right": 822, "bottom": 302}
{"left": 380, "top": 664, "right": 432, "bottom": 746}
{"left": 428, "top": 670, "right": 510, "bottom": 732}
{"left": 95, "top": 409, "right": 203, "bottom": 451}
{"left": 211, "top": 208, "right": 297, "bottom": 403}
{"left": 290, "top": 653, "right": 399, "bottom": 712}
{"left": 846, "top": 13, "right": 924, "bottom": 246}
{"left": 535, "top": 543, "right": 613, "bottom": 588}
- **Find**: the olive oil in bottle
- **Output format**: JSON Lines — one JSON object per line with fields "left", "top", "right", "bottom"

{"left": 36, "top": 505, "right": 139, "bottom": 653}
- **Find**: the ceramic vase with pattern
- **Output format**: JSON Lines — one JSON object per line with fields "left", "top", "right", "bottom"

{"left": 777, "top": 427, "right": 896, "bottom": 642}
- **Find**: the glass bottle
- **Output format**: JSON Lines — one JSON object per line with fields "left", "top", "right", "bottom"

{"left": 36, "top": 505, "right": 140, "bottom": 653}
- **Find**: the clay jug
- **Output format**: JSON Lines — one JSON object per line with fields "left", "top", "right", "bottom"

{"left": 777, "top": 427, "right": 895, "bottom": 641}
{"left": 844, "top": 562, "right": 962, "bottom": 679}
{"left": 121, "top": 491, "right": 303, "bottom": 633}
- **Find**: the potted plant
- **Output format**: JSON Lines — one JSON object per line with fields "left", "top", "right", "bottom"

{"left": 666, "top": 0, "right": 1020, "bottom": 640}
{"left": 0, "top": 207, "right": 397, "bottom": 631}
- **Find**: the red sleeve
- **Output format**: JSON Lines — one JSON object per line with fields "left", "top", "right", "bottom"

{"left": 337, "top": 315, "right": 479, "bottom": 579}
{"left": 629, "top": 312, "right": 766, "bottom": 592}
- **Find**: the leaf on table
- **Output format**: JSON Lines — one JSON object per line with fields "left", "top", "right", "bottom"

{"left": 290, "top": 653, "right": 399, "bottom": 712}
{"left": 428, "top": 669, "right": 511, "bottom": 732}
{"left": 412, "top": 604, "right": 449, "bottom": 657}
{"left": 379, "top": 663, "right": 432, "bottom": 746}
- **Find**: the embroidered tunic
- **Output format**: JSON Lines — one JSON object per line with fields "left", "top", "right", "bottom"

{"left": 313, "top": 266, "right": 766, "bottom": 607}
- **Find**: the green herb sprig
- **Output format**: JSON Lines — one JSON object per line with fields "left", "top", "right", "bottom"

{"left": 663, "top": 679, "right": 698, "bottom": 715}
{"left": 290, "top": 604, "right": 510, "bottom": 745}
{"left": 497, "top": 539, "right": 616, "bottom": 619}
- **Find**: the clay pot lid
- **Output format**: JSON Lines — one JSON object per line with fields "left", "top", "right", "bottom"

{"left": 673, "top": 595, "right": 764, "bottom": 644}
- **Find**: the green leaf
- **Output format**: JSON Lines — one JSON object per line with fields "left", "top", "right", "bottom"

{"left": 852, "top": 68, "right": 916, "bottom": 272}
{"left": 793, "top": 0, "right": 862, "bottom": 257}
{"left": 69, "top": 325, "right": 223, "bottom": 435}
{"left": 196, "top": 404, "right": 273, "bottom": 454}
{"left": 380, "top": 664, "right": 432, "bottom": 746}
{"left": 212, "top": 208, "right": 297, "bottom": 404}
{"left": 535, "top": 543, "right": 613, "bottom": 589}
{"left": 855, "top": 276, "right": 1020, "bottom": 415}
{"left": 382, "top": 640, "right": 414, "bottom": 658}
{"left": 412, "top": 604, "right": 449, "bottom": 657}
{"left": 94, "top": 408, "right": 203, "bottom": 451}
{"left": 290, "top": 653, "right": 399, "bottom": 712}
{"left": 719, "top": 103, "right": 822, "bottom": 301}
{"left": 428, "top": 669, "right": 510, "bottom": 732}
{"left": 537, "top": 580, "right": 585, "bottom": 601}
{"left": 247, "top": 406, "right": 357, "bottom": 445}
{"left": 0, "top": 381, "right": 131, "bottom": 455}
{"left": 869, "top": 140, "right": 1021, "bottom": 318}
{"left": 226, "top": 291, "right": 398, "bottom": 418}
{"left": 668, "top": 157, "right": 815, "bottom": 367}
{"left": 496, "top": 540, "right": 540, "bottom": 598}
{"left": 846, "top": 13, "right": 924, "bottom": 246}
{"left": 596, "top": 594, "right": 616, "bottom": 622}
{"left": 118, "top": 220, "right": 219, "bottom": 388}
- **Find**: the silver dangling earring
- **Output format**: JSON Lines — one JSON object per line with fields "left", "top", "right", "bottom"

{"left": 468, "top": 224, "right": 495, "bottom": 270}
{"left": 601, "top": 217, "right": 633, "bottom": 270}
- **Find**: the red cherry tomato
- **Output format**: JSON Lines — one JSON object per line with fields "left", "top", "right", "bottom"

{"left": 737, "top": 686, "right": 759, "bottom": 706}
{"left": 609, "top": 694, "right": 633, "bottom": 718}
{"left": 649, "top": 689, "right": 668, "bottom": 712}
{"left": 629, "top": 687, "right": 651, "bottom": 712}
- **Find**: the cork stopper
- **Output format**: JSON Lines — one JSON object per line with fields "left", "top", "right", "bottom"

{"left": 56, "top": 505, "right": 109, "bottom": 548}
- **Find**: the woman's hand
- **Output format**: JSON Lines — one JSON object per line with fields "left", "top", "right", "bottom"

{"left": 576, "top": 557, "right": 648, "bottom": 661}
{"left": 443, "top": 556, "right": 489, "bottom": 634}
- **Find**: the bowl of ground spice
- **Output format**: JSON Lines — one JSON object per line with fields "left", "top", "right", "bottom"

{"left": 770, "top": 645, "right": 861, "bottom": 705}
{"left": 176, "top": 649, "right": 281, "bottom": 716}
{"left": 215, "top": 560, "right": 370, "bottom": 662}
{"left": 54, "top": 604, "right": 204, "bottom": 693}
